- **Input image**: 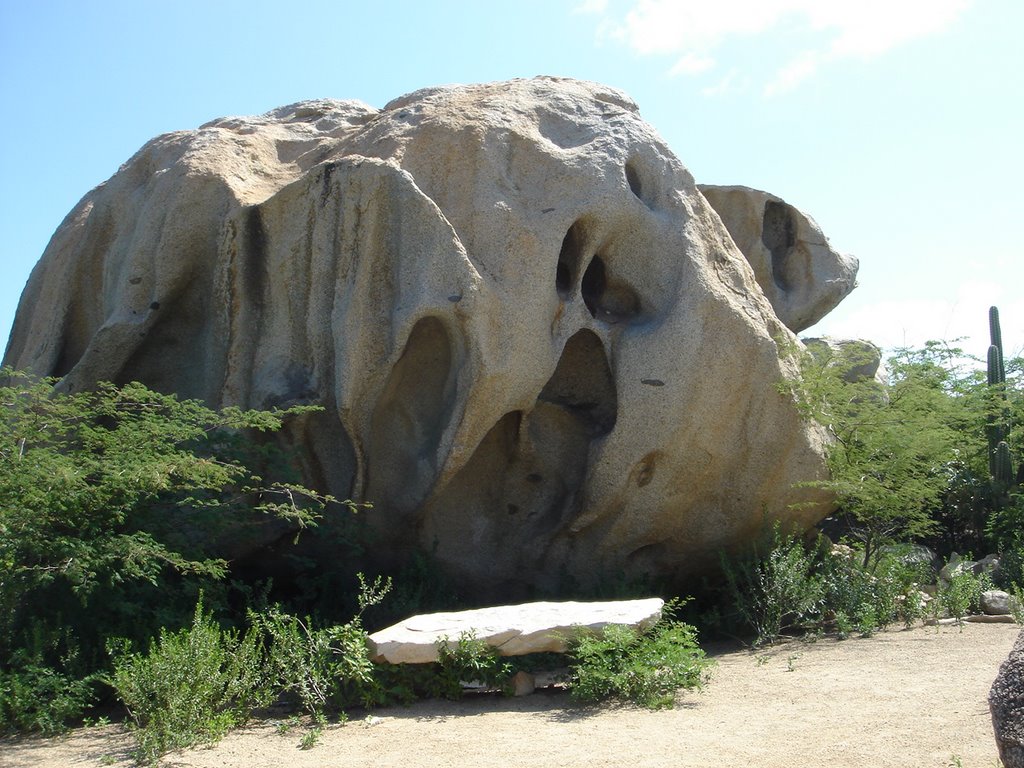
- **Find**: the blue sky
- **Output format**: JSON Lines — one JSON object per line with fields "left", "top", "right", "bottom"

{"left": 1, "top": 0, "right": 1021, "bottom": 362}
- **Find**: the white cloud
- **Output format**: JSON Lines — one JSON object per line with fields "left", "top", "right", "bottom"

{"left": 591, "top": 0, "right": 972, "bottom": 92}
{"left": 763, "top": 50, "right": 820, "bottom": 97}
{"left": 701, "top": 71, "right": 740, "bottom": 97}
{"left": 574, "top": 0, "right": 609, "bottom": 15}
{"left": 668, "top": 52, "right": 715, "bottom": 76}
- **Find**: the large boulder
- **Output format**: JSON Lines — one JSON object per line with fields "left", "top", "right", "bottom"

{"left": 3, "top": 78, "right": 838, "bottom": 596}
{"left": 699, "top": 185, "right": 858, "bottom": 333}
{"left": 991, "top": 629, "right": 1024, "bottom": 768}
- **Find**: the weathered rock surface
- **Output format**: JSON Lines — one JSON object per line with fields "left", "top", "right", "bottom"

{"left": 983, "top": 590, "right": 1020, "bottom": 616}
{"left": 3, "top": 77, "right": 839, "bottom": 594}
{"left": 700, "top": 185, "right": 858, "bottom": 333}
{"left": 802, "top": 337, "right": 883, "bottom": 384}
{"left": 367, "top": 598, "right": 664, "bottom": 664}
{"left": 991, "top": 629, "right": 1024, "bottom": 767}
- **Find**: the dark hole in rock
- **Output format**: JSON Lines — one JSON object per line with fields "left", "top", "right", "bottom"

{"left": 582, "top": 255, "right": 641, "bottom": 322}
{"left": 538, "top": 329, "right": 617, "bottom": 437}
{"left": 366, "top": 316, "right": 455, "bottom": 514}
{"left": 556, "top": 222, "right": 586, "bottom": 297}
{"left": 762, "top": 200, "right": 797, "bottom": 292}
{"left": 149, "top": 301, "right": 160, "bottom": 311}
{"left": 625, "top": 161, "right": 643, "bottom": 200}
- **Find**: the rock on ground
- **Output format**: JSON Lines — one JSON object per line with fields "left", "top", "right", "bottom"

{"left": 991, "top": 628, "right": 1024, "bottom": 767}
{"left": 3, "top": 77, "right": 843, "bottom": 595}
{"left": 368, "top": 598, "right": 664, "bottom": 663}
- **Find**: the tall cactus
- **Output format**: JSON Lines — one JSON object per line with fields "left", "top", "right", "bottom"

{"left": 987, "top": 306, "right": 1019, "bottom": 506}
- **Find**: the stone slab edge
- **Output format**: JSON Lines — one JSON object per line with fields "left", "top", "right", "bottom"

{"left": 368, "top": 597, "right": 665, "bottom": 664}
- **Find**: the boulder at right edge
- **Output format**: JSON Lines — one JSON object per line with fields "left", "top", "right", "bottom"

{"left": 991, "top": 629, "right": 1024, "bottom": 768}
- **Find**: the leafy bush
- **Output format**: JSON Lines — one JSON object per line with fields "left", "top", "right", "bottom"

{"left": 818, "top": 546, "right": 930, "bottom": 636}
{"left": 252, "top": 573, "right": 390, "bottom": 720}
{"left": 0, "top": 369, "right": 350, "bottom": 734}
{"left": 434, "top": 632, "right": 514, "bottom": 699}
{"left": 567, "top": 605, "right": 712, "bottom": 709}
{"left": 938, "top": 563, "right": 992, "bottom": 623}
{"left": 721, "top": 523, "right": 824, "bottom": 645}
{"left": 0, "top": 660, "right": 95, "bottom": 735}
{"left": 721, "top": 525, "right": 931, "bottom": 643}
{"left": 108, "top": 599, "right": 271, "bottom": 765}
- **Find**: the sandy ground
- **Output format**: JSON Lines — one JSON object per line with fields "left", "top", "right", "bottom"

{"left": 3, "top": 621, "right": 1018, "bottom": 768}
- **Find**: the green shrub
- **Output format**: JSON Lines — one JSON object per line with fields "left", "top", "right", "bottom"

{"left": 108, "top": 599, "right": 271, "bottom": 765}
{"left": 567, "top": 606, "right": 712, "bottom": 709}
{"left": 252, "top": 573, "right": 390, "bottom": 720}
{"left": 0, "top": 368, "right": 344, "bottom": 734}
{"left": 0, "top": 660, "right": 95, "bottom": 735}
{"left": 818, "top": 546, "right": 929, "bottom": 636}
{"left": 434, "top": 631, "right": 513, "bottom": 699}
{"left": 939, "top": 564, "right": 992, "bottom": 623}
{"left": 721, "top": 523, "right": 825, "bottom": 645}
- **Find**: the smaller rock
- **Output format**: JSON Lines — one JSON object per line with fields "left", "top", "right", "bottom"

{"left": 991, "top": 629, "right": 1024, "bottom": 768}
{"left": 967, "top": 614, "right": 1017, "bottom": 624}
{"left": 511, "top": 671, "right": 536, "bottom": 696}
{"left": 368, "top": 598, "right": 664, "bottom": 664}
{"left": 983, "top": 590, "right": 1018, "bottom": 616}
{"left": 975, "top": 554, "right": 1001, "bottom": 577}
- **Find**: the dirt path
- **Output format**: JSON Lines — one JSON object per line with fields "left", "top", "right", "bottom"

{"left": 4, "top": 622, "right": 1018, "bottom": 768}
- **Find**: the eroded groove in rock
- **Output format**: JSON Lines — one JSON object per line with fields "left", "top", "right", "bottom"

{"left": 3, "top": 78, "right": 844, "bottom": 596}
{"left": 581, "top": 255, "right": 641, "bottom": 323}
{"left": 625, "top": 160, "right": 644, "bottom": 201}
{"left": 556, "top": 221, "right": 587, "bottom": 297}
{"left": 366, "top": 316, "right": 455, "bottom": 513}
{"left": 538, "top": 329, "right": 617, "bottom": 437}
{"left": 763, "top": 200, "right": 796, "bottom": 292}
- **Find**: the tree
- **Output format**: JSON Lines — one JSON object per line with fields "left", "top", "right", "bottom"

{"left": 780, "top": 341, "right": 965, "bottom": 568}
{"left": 0, "top": 368, "right": 345, "bottom": 677}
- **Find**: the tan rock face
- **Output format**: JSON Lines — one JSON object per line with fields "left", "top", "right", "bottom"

{"left": 699, "top": 185, "right": 858, "bottom": 333}
{"left": 3, "top": 77, "right": 837, "bottom": 596}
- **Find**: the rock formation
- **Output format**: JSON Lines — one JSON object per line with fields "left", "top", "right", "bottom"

{"left": 991, "top": 629, "right": 1024, "bottom": 768}
{"left": 3, "top": 78, "right": 847, "bottom": 596}
{"left": 368, "top": 598, "right": 664, "bottom": 664}
{"left": 700, "top": 185, "right": 857, "bottom": 333}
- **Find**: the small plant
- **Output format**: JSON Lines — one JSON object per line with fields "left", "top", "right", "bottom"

{"left": 567, "top": 603, "right": 712, "bottom": 709}
{"left": 786, "top": 653, "right": 800, "bottom": 672}
{"left": 435, "top": 631, "right": 513, "bottom": 699}
{"left": 251, "top": 571, "right": 390, "bottom": 748}
{"left": 939, "top": 563, "right": 991, "bottom": 625}
{"left": 107, "top": 598, "right": 271, "bottom": 765}
{"left": 298, "top": 713, "right": 326, "bottom": 750}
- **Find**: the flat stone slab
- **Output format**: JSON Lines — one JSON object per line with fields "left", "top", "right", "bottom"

{"left": 368, "top": 598, "right": 664, "bottom": 664}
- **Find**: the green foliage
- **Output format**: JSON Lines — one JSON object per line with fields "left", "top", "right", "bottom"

{"left": 818, "top": 546, "right": 929, "bottom": 636}
{"left": 434, "top": 632, "right": 514, "bottom": 699}
{"left": 721, "top": 523, "right": 825, "bottom": 645}
{"left": 253, "top": 574, "right": 390, "bottom": 720}
{"left": 938, "top": 564, "right": 992, "bottom": 624}
{"left": 0, "top": 369, "right": 351, "bottom": 733}
{"left": 0, "top": 660, "right": 95, "bottom": 735}
{"left": 567, "top": 605, "right": 712, "bottom": 709}
{"left": 107, "top": 598, "right": 271, "bottom": 765}
{"left": 781, "top": 341, "right": 966, "bottom": 565}
{"left": 720, "top": 525, "right": 930, "bottom": 644}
